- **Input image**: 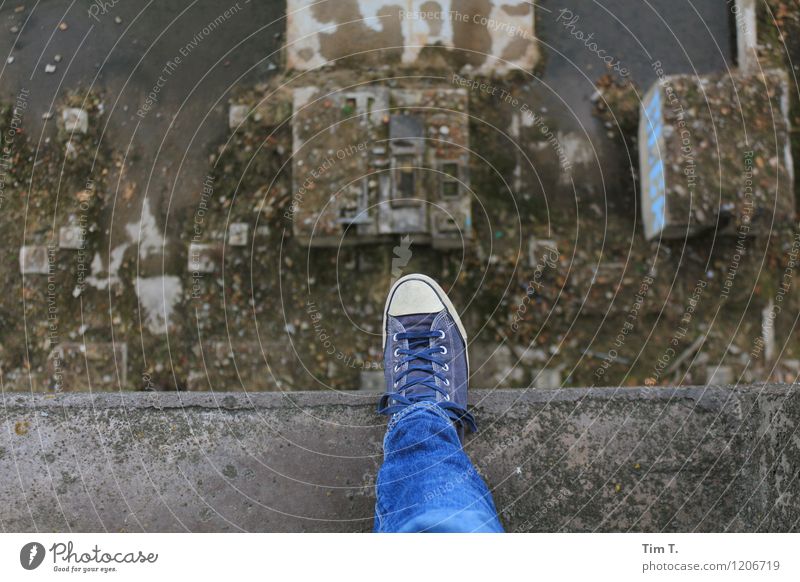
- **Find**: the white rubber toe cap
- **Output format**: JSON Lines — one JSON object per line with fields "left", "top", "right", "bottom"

{"left": 387, "top": 279, "right": 445, "bottom": 316}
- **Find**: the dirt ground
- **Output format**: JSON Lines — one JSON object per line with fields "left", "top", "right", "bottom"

{"left": 1, "top": 0, "right": 798, "bottom": 393}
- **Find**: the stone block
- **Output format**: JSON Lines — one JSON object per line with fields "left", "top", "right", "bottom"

{"left": 62, "top": 107, "right": 89, "bottom": 134}
{"left": 228, "top": 104, "right": 249, "bottom": 129}
{"left": 228, "top": 223, "right": 248, "bottom": 247}
{"left": 19, "top": 245, "right": 50, "bottom": 274}
{"left": 59, "top": 226, "right": 84, "bottom": 250}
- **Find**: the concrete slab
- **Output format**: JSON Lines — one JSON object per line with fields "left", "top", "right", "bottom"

{"left": 286, "top": 0, "right": 538, "bottom": 75}
{"left": 2, "top": 385, "right": 796, "bottom": 532}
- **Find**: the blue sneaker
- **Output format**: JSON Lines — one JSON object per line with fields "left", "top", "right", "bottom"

{"left": 378, "top": 273, "right": 477, "bottom": 436}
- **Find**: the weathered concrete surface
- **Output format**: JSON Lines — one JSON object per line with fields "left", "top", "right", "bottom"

{"left": 1, "top": 385, "right": 798, "bottom": 532}
{"left": 286, "top": 0, "right": 538, "bottom": 74}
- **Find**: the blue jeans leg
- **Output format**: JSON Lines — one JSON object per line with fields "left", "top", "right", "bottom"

{"left": 374, "top": 401, "right": 504, "bottom": 533}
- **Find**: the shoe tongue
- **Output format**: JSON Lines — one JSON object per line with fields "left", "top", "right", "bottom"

{"left": 396, "top": 312, "right": 438, "bottom": 332}
{"left": 395, "top": 312, "right": 441, "bottom": 397}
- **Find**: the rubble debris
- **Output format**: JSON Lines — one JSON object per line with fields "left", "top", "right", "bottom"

{"left": 19, "top": 245, "right": 50, "bottom": 274}
{"left": 227, "top": 222, "right": 248, "bottom": 247}
{"left": 58, "top": 225, "right": 84, "bottom": 249}
{"left": 3, "top": 4, "right": 797, "bottom": 395}
{"left": 62, "top": 107, "right": 89, "bottom": 134}
{"left": 665, "top": 334, "right": 707, "bottom": 376}
{"left": 187, "top": 340, "right": 296, "bottom": 391}
{"left": 228, "top": 104, "right": 249, "bottom": 129}
{"left": 592, "top": 74, "right": 640, "bottom": 138}
{"left": 188, "top": 243, "right": 219, "bottom": 273}
{"left": 47, "top": 342, "right": 127, "bottom": 391}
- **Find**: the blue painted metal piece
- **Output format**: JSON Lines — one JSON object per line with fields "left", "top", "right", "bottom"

{"left": 641, "top": 88, "right": 666, "bottom": 238}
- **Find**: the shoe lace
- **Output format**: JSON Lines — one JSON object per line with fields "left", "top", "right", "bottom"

{"left": 378, "top": 329, "right": 477, "bottom": 432}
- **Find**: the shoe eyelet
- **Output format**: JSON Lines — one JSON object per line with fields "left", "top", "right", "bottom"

{"left": 393, "top": 364, "right": 401, "bottom": 372}
{"left": 392, "top": 333, "right": 399, "bottom": 341}
{"left": 444, "top": 378, "right": 450, "bottom": 386}
{"left": 437, "top": 330, "right": 445, "bottom": 339}
{"left": 442, "top": 363, "right": 449, "bottom": 371}
{"left": 444, "top": 393, "right": 450, "bottom": 400}
{"left": 393, "top": 348, "right": 400, "bottom": 357}
{"left": 439, "top": 346, "right": 448, "bottom": 355}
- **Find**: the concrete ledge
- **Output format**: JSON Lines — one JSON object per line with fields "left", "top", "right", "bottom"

{"left": 1, "top": 385, "right": 798, "bottom": 532}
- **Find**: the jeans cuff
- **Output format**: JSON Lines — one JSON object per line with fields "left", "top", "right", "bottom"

{"left": 385, "top": 400, "right": 454, "bottom": 434}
